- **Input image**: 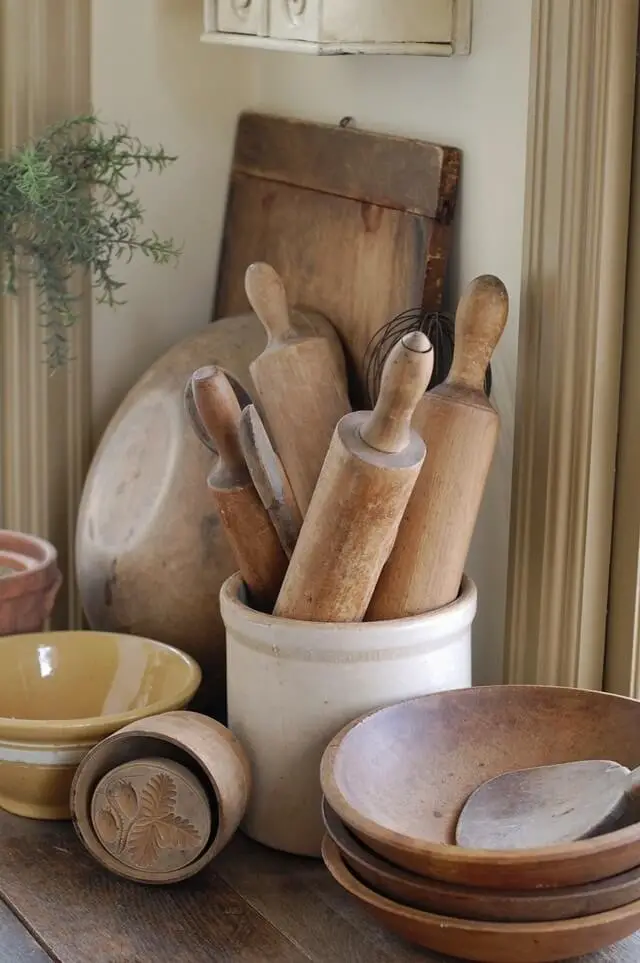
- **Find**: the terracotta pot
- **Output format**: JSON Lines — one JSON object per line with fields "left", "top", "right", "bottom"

{"left": 0, "top": 530, "right": 62, "bottom": 635}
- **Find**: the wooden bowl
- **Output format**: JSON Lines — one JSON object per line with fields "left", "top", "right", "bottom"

{"left": 320, "top": 685, "right": 640, "bottom": 889}
{"left": 70, "top": 710, "right": 251, "bottom": 884}
{"left": 76, "top": 313, "right": 267, "bottom": 719}
{"left": 322, "top": 835, "right": 640, "bottom": 963}
{"left": 322, "top": 798, "right": 640, "bottom": 923}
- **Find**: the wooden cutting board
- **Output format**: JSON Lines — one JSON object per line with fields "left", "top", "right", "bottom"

{"left": 214, "top": 112, "right": 460, "bottom": 401}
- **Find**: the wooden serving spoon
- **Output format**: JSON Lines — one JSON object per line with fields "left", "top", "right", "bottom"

{"left": 455, "top": 760, "right": 640, "bottom": 851}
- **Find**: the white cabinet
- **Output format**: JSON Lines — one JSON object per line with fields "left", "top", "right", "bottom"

{"left": 215, "top": 0, "right": 268, "bottom": 36}
{"left": 268, "top": 0, "right": 320, "bottom": 44}
{"left": 202, "top": 0, "right": 472, "bottom": 56}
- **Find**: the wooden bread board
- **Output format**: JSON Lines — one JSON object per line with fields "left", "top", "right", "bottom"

{"left": 214, "top": 112, "right": 460, "bottom": 400}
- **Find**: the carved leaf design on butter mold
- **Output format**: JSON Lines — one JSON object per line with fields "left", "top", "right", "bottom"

{"left": 95, "top": 772, "right": 202, "bottom": 869}
{"left": 94, "top": 807, "right": 119, "bottom": 845}
{"left": 115, "top": 780, "right": 138, "bottom": 819}
{"left": 138, "top": 772, "right": 175, "bottom": 822}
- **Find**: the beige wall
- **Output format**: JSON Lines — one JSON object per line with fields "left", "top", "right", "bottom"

{"left": 91, "top": 0, "right": 532, "bottom": 681}
{"left": 91, "top": 0, "right": 254, "bottom": 437}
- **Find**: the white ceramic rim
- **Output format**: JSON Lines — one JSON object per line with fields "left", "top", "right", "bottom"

{"left": 0, "top": 528, "right": 58, "bottom": 599}
{"left": 0, "top": 529, "right": 57, "bottom": 571}
{"left": 0, "top": 740, "right": 93, "bottom": 766}
{"left": 220, "top": 572, "right": 478, "bottom": 655}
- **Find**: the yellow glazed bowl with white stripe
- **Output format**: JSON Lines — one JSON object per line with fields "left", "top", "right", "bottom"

{"left": 0, "top": 630, "right": 201, "bottom": 819}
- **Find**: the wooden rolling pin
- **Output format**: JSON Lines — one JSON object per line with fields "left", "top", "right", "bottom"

{"left": 367, "top": 275, "right": 509, "bottom": 620}
{"left": 238, "top": 403, "right": 303, "bottom": 559}
{"left": 245, "top": 262, "right": 351, "bottom": 515}
{"left": 190, "top": 366, "right": 287, "bottom": 612}
{"left": 274, "top": 331, "right": 433, "bottom": 623}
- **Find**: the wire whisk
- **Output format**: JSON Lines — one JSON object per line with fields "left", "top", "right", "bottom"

{"left": 363, "top": 307, "right": 492, "bottom": 407}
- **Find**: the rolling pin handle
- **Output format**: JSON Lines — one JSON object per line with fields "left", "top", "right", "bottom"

{"left": 245, "top": 262, "right": 292, "bottom": 343}
{"left": 448, "top": 275, "right": 509, "bottom": 392}
{"left": 191, "top": 366, "right": 248, "bottom": 479}
{"left": 360, "top": 331, "right": 433, "bottom": 454}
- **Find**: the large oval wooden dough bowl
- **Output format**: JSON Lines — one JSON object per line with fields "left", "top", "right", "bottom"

{"left": 322, "top": 835, "right": 640, "bottom": 963}
{"left": 76, "top": 315, "right": 266, "bottom": 719}
{"left": 320, "top": 685, "right": 640, "bottom": 890}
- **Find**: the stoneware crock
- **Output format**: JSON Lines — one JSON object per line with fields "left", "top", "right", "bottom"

{"left": 222, "top": 571, "right": 476, "bottom": 856}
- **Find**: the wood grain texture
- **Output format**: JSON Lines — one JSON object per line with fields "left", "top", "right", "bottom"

{"left": 246, "top": 263, "right": 351, "bottom": 514}
{"left": 323, "top": 799, "right": 640, "bottom": 924}
{"left": 215, "top": 113, "right": 460, "bottom": 399}
{"left": 191, "top": 366, "right": 288, "bottom": 611}
{"left": 215, "top": 831, "right": 431, "bottom": 963}
{"left": 367, "top": 275, "right": 509, "bottom": 619}
{"left": 238, "top": 404, "right": 302, "bottom": 558}
{"left": 76, "top": 314, "right": 267, "bottom": 721}
{"left": 456, "top": 761, "right": 637, "bottom": 852}
{"left": 232, "top": 112, "right": 459, "bottom": 218}
{"left": 274, "top": 334, "right": 431, "bottom": 622}
{"left": 322, "top": 835, "right": 640, "bottom": 963}
{"left": 361, "top": 332, "right": 433, "bottom": 453}
{"left": 71, "top": 710, "right": 251, "bottom": 886}
{"left": 90, "top": 758, "right": 211, "bottom": 876}
{"left": 0, "top": 817, "right": 307, "bottom": 963}
{"left": 0, "top": 812, "right": 637, "bottom": 962}
{"left": 0, "top": 901, "right": 52, "bottom": 962}
{"left": 319, "top": 686, "right": 640, "bottom": 892}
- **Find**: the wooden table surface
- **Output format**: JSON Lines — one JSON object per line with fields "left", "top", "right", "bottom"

{"left": 0, "top": 811, "right": 638, "bottom": 963}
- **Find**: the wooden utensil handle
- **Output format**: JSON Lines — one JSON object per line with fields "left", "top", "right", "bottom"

{"left": 191, "top": 366, "right": 247, "bottom": 480}
{"left": 448, "top": 275, "right": 509, "bottom": 392}
{"left": 184, "top": 378, "right": 217, "bottom": 453}
{"left": 245, "top": 262, "right": 292, "bottom": 343}
{"left": 238, "top": 403, "right": 303, "bottom": 558}
{"left": 361, "top": 331, "right": 433, "bottom": 454}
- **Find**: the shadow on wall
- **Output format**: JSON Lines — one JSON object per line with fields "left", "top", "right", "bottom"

{"left": 91, "top": 0, "right": 256, "bottom": 439}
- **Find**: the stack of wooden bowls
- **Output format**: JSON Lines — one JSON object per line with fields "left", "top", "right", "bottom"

{"left": 319, "top": 685, "right": 640, "bottom": 963}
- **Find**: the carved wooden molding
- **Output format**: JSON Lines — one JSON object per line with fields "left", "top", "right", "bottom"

{"left": 604, "top": 75, "right": 640, "bottom": 699}
{"left": 504, "top": 0, "right": 639, "bottom": 687}
{"left": 0, "top": 0, "right": 92, "bottom": 628}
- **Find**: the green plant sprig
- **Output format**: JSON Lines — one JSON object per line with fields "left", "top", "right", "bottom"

{"left": 0, "top": 114, "right": 181, "bottom": 368}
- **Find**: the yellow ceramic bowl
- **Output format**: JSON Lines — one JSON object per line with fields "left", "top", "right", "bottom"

{"left": 0, "top": 630, "right": 201, "bottom": 819}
